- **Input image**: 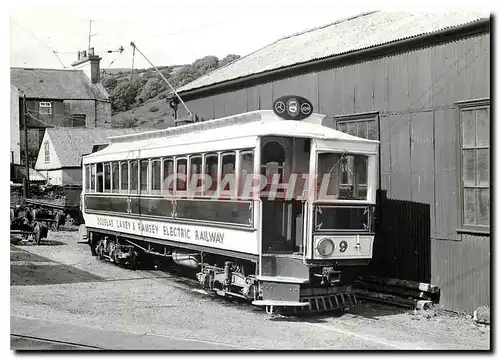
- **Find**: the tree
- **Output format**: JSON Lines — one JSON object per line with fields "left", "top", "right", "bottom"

{"left": 220, "top": 54, "right": 241, "bottom": 67}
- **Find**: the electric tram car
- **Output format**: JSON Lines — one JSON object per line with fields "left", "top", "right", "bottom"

{"left": 81, "top": 95, "right": 379, "bottom": 314}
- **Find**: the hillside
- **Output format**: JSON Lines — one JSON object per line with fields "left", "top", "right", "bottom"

{"left": 102, "top": 54, "right": 240, "bottom": 129}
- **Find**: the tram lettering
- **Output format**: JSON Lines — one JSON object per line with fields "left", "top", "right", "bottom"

{"left": 137, "top": 222, "right": 158, "bottom": 235}
{"left": 97, "top": 217, "right": 113, "bottom": 227}
{"left": 163, "top": 225, "right": 191, "bottom": 240}
{"left": 116, "top": 219, "right": 131, "bottom": 230}
{"left": 195, "top": 230, "right": 224, "bottom": 244}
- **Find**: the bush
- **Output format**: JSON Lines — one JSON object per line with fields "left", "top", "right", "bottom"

{"left": 149, "top": 106, "right": 159, "bottom": 112}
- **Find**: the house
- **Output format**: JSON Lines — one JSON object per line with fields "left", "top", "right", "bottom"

{"left": 173, "top": 11, "right": 491, "bottom": 313}
{"left": 10, "top": 48, "right": 112, "bottom": 167}
{"left": 34, "top": 128, "right": 139, "bottom": 186}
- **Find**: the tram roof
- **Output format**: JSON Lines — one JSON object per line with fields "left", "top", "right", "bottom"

{"left": 84, "top": 110, "right": 378, "bottom": 162}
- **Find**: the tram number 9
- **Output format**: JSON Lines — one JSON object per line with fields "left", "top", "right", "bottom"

{"left": 339, "top": 240, "right": 348, "bottom": 253}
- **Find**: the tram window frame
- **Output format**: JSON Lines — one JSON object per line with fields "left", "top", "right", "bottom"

{"left": 151, "top": 158, "right": 161, "bottom": 195}
{"left": 111, "top": 162, "right": 119, "bottom": 193}
{"left": 204, "top": 153, "right": 219, "bottom": 195}
{"left": 130, "top": 160, "right": 139, "bottom": 194}
{"left": 221, "top": 152, "right": 236, "bottom": 194}
{"left": 103, "top": 163, "right": 111, "bottom": 193}
{"left": 120, "top": 161, "right": 129, "bottom": 193}
{"left": 163, "top": 158, "right": 174, "bottom": 195}
{"left": 85, "top": 165, "right": 90, "bottom": 191}
{"left": 239, "top": 150, "right": 254, "bottom": 197}
{"left": 96, "top": 163, "right": 104, "bottom": 193}
{"left": 140, "top": 159, "right": 150, "bottom": 195}
{"left": 189, "top": 154, "right": 203, "bottom": 194}
{"left": 90, "top": 164, "right": 96, "bottom": 192}
{"left": 176, "top": 157, "right": 188, "bottom": 193}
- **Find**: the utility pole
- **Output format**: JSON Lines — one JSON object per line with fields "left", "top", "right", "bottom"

{"left": 21, "top": 95, "right": 30, "bottom": 198}
{"left": 88, "top": 20, "right": 93, "bottom": 50}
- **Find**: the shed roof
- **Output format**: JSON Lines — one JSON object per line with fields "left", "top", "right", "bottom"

{"left": 11, "top": 68, "right": 109, "bottom": 100}
{"left": 45, "top": 128, "right": 143, "bottom": 167}
{"left": 177, "top": 11, "right": 489, "bottom": 94}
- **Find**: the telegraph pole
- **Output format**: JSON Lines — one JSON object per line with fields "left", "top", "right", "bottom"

{"left": 88, "top": 20, "right": 93, "bottom": 50}
{"left": 21, "top": 95, "right": 30, "bottom": 198}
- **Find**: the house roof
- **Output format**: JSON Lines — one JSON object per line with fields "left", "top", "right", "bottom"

{"left": 10, "top": 68, "right": 109, "bottom": 100}
{"left": 45, "top": 128, "right": 143, "bottom": 167}
{"left": 177, "top": 11, "right": 490, "bottom": 94}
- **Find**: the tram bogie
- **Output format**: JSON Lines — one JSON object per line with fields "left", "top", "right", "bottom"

{"left": 81, "top": 96, "right": 379, "bottom": 315}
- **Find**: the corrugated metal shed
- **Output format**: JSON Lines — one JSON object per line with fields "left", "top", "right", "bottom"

{"left": 10, "top": 68, "right": 109, "bottom": 100}
{"left": 177, "top": 11, "right": 489, "bottom": 93}
{"left": 46, "top": 128, "right": 142, "bottom": 167}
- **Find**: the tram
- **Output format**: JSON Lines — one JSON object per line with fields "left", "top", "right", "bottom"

{"left": 81, "top": 95, "right": 379, "bottom": 314}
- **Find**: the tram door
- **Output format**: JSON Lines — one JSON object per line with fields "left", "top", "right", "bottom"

{"left": 260, "top": 139, "right": 303, "bottom": 254}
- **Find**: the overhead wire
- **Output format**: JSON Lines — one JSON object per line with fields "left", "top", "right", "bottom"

{"left": 11, "top": 18, "right": 67, "bottom": 68}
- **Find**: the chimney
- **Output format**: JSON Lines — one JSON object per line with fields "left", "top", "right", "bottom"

{"left": 71, "top": 47, "right": 101, "bottom": 84}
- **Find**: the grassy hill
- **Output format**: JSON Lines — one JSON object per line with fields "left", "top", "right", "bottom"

{"left": 102, "top": 54, "right": 240, "bottom": 129}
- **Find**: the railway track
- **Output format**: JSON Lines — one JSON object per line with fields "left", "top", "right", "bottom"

{"left": 11, "top": 334, "right": 102, "bottom": 350}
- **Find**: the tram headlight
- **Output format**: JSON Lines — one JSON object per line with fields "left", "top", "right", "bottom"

{"left": 317, "top": 238, "right": 335, "bottom": 257}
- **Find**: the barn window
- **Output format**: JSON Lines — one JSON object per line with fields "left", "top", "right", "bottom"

{"left": 103, "top": 163, "right": 111, "bottom": 192}
{"left": 176, "top": 157, "right": 187, "bottom": 192}
{"left": 336, "top": 112, "right": 379, "bottom": 141}
{"left": 457, "top": 99, "right": 490, "bottom": 233}
{"left": 204, "top": 154, "right": 218, "bottom": 193}
{"left": 111, "top": 162, "right": 119, "bottom": 193}
{"left": 120, "top": 162, "right": 128, "bottom": 193}
{"left": 151, "top": 159, "right": 161, "bottom": 194}
{"left": 44, "top": 141, "right": 50, "bottom": 163}
{"left": 72, "top": 114, "right": 86, "bottom": 127}
{"left": 39, "top": 102, "right": 52, "bottom": 115}
{"left": 140, "top": 159, "right": 149, "bottom": 194}
{"left": 130, "top": 160, "right": 138, "bottom": 193}
{"left": 163, "top": 158, "right": 174, "bottom": 194}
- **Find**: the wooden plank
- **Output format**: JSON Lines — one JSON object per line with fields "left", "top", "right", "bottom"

{"left": 407, "top": 47, "right": 432, "bottom": 111}
{"left": 388, "top": 113, "right": 411, "bottom": 201}
{"left": 317, "top": 69, "right": 335, "bottom": 116}
{"left": 387, "top": 51, "right": 409, "bottom": 113}
{"left": 353, "top": 280, "right": 436, "bottom": 302}
{"left": 353, "top": 289, "right": 418, "bottom": 308}
{"left": 359, "top": 275, "right": 440, "bottom": 294}
{"left": 353, "top": 61, "right": 374, "bottom": 113}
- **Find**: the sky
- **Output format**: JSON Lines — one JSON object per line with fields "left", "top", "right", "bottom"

{"left": 9, "top": 1, "right": 369, "bottom": 70}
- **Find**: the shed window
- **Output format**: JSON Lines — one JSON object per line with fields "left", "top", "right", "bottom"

{"left": 72, "top": 114, "right": 86, "bottom": 127}
{"left": 130, "top": 160, "right": 138, "bottom": 193}
{"left": 120, "top": 162, "right": 128, "bottom": 193}
{"left": 336, "top": 113, "right": 379, "bottom": 141}
{"left": 140, "top": 160, "right": 149, "bottom": 194}
{"left": 44, "top": 141, "right": 50, "bottom": 163}
{"left": 458, "top": 100, "right": 490, "bottom": 232}
{"left": 111, "top": 162, "right": 119, "bottom": 193}
{"left": 151, "top": 159, "right": 161, "bottom": 194}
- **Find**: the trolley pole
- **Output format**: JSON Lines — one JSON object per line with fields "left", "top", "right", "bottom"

{"left": 22, "top": 95, "right": 30, "bottom": 198}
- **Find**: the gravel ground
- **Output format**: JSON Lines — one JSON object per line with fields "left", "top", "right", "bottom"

{"left": 10, "top": 229, "right": 491, "bottom": 350}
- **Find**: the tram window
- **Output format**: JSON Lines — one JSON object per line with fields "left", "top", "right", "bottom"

{"left": 111, "top": 162, "right": 119, "bottom": 193}
{"left": 163, "top": 158, "right": 174, "bottom": 194}
{"left": 85, "top": 165, "right": 90, "bottom": 191}
{"left": 221, "top": 152, "right": 236, "bottom": 191}
{"left": 96, "top": 163, "right": 104, "bottom": 192}
{"left": 120, "top": 162, "right": 128, "bottom": 193}
{"left": 90, "top": 164, "right": 96, "bottom": 192}
{"left": 130, "top": 160, "right": 138, "bottom": 193}
{"left": 189, "top": 155, "right": 202, "bottom": 192}
{"left": 239, "top": 151, "right": 254, "bottom": 196}
{"left": 103, "top": 163, "right": 111, "bottom": 192}
{"left": 317, "top": 153, "right": 368, "bottom": 200}
{"left": 140, "top": 159, "right": 149, "bottom": 194}
{"left": 204, "top": 154, "right": 218, "bottom": 193}
{"left": 151, "top": 159, "right": 161, "bottom": 194}
{"left": 176, "top": 158, "right": 187, "bottom": 191}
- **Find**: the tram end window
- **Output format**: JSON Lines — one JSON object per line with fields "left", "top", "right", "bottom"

{"left": 130, "top": 160, "right": 139, "bottom": 194}
{"left": 103, "top": 163, "right": 111, "bottom": 193}
{"left": 204, "top": 154, "right": 218, "bottom": 195}
{"left": 84, "top": 165, "right": 91, "bottom": 191}
{"left": 163, "top": 158, "right": 174, "bottom": 196}
{"left": 220, "top": 152, "right": 236, "bottom": 198}
{"left": 238, "top": 151, "right": 254, "bottom": 198}
{"left": 96, "top": 163, "right": 104, "bottom": 193}
{"left": 140, "top": 159, "right": 149, "bottom": 194}
{"left": 151, "top": 159, "right": 161, "bottom": 195}
{"left": 176, "top": 158, "right": 188, "bottom": 193}
{"left": 120, "top": 162, "right": 129, "bottom": 193}
{"left": 188, "top": 155, "right": 203, "bottom": 197}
